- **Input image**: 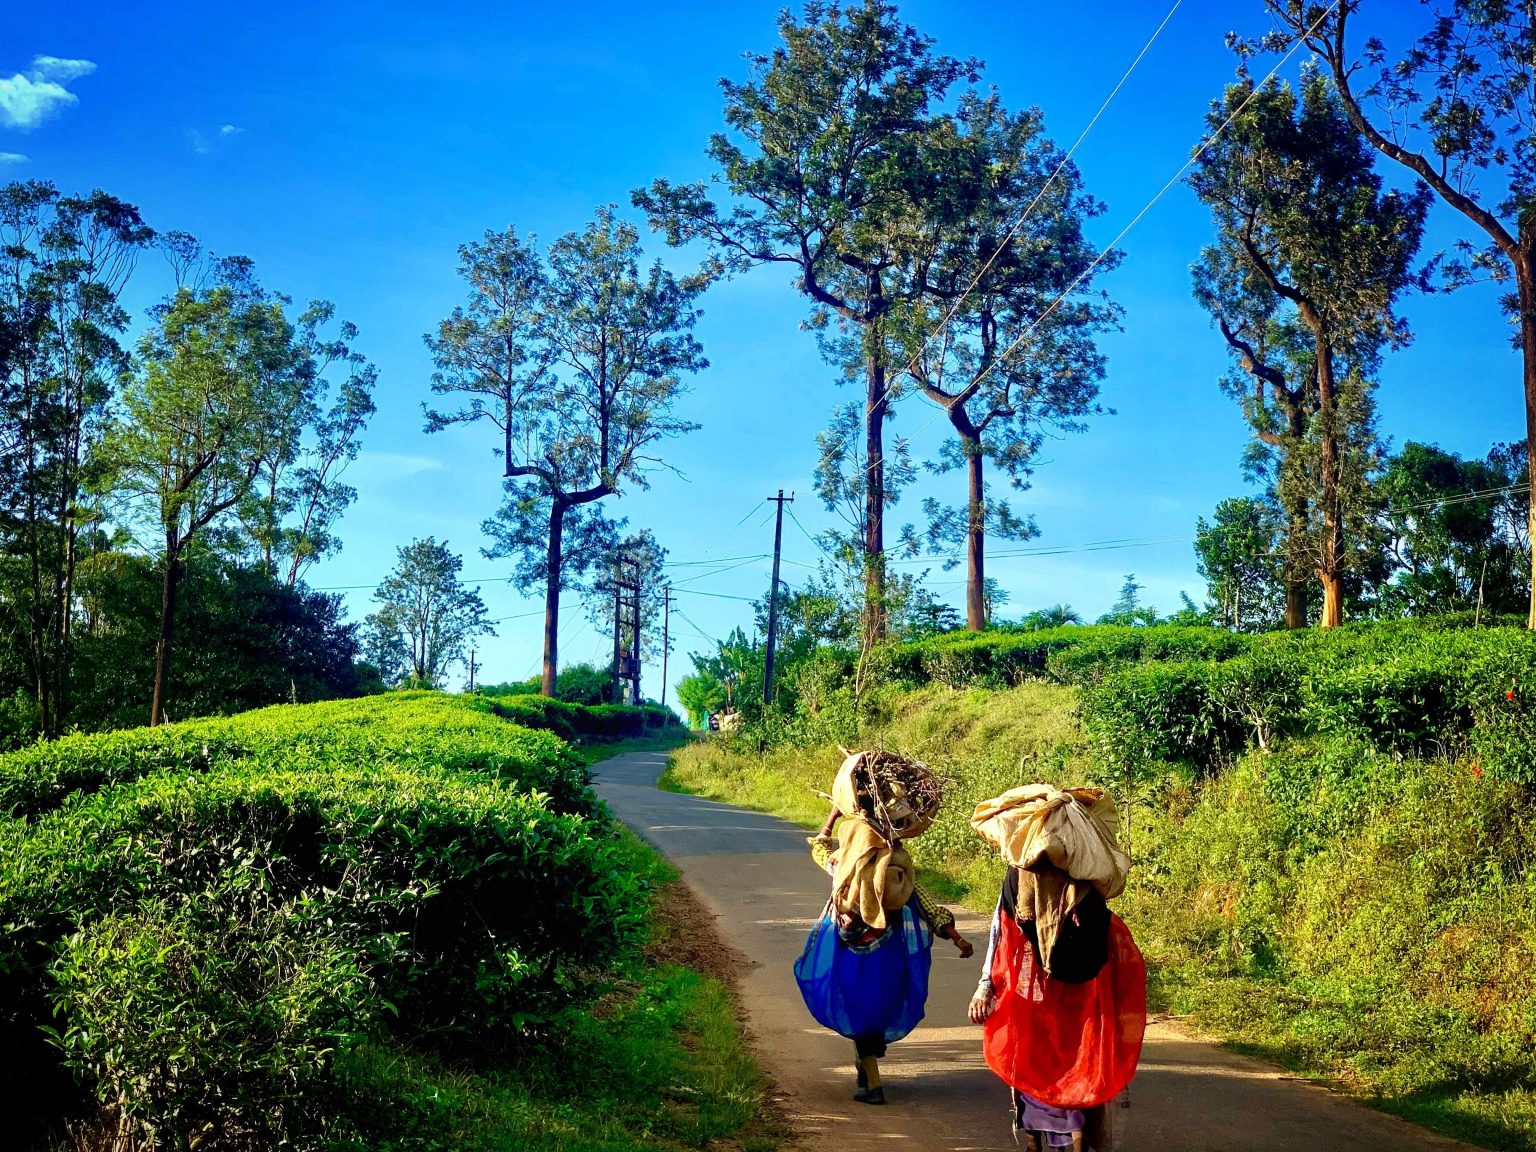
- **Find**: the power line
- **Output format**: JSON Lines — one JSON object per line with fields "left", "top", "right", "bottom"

{"left": 668, "top": 554, "right": 766, "bottom": 588}
{"left": 672, "top": 606, "right": 720, "bottom": 649}
{"left": 894, "top": 0, "right": 1182, "bottom": 399}
{"left": 663, "top": 553, "right": 769, "bottom": 567}
{"left": 841, "top": 1, "right": 1343, "bottom": 477}
{"left": 675, "top": 588, "right": 761, "bottom": 603}
{"left": 813, "top": 1, "right": 1185, "bottom": 473}
{"left": 786, "top": 504, "right": 838, "bottom": 561}
{"left": 964, "top": 1, "right": 1342, "bottom": 409}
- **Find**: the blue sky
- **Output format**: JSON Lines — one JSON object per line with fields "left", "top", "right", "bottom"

{"left": 4, "top": 0, "right": 1520, "bottom": 698}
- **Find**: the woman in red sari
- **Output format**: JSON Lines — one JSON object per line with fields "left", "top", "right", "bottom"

{"left": 966, "top": 786, "right": 1146, "bottom": 1150}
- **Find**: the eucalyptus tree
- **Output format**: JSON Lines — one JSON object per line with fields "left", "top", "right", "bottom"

{"left": 100, "top": 263, "right": 314, "bottom": 725}
{"left": 243, "top": 301, "right": 377, "bottom": 586}
{"left": 634, "top": 0, "right": 977, "bottom": 648}
{"left": 428, "top": 210, "right": 706, "bottom": 695}
{"left": 365, "top": 537, "right": 492, "bottom": 687}
{"left": 895, "top": 92, "right": 1118, "bottom": 630}
{"left": 1261, "top": 0, "right": 1536, "bottom": 625}
{"left": 1189, "top": 73, "right": 1428, "bottom": 627}
{"left": 0, "top": 180, "right": 154, "bottom": 735}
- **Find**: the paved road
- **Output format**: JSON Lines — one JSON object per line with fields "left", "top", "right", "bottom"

{"left": 594, "top": 749, "right": 1479, "bottom": 1151}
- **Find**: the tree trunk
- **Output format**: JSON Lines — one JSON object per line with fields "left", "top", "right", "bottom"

{"left": 1280, "top": 407, "right": 1310, "bottom": 631}
{"left": 1315, "top": 338, "right": 1344, "bottom": 628}
{"left": 541, "top": 499, "right": 566, "bottom": 697}
{"left": 863, "top": 348, "right": 888, "bottom": 648}
{"left": 150, "top": 536, "right": 181, "bottom": 727}
{"left": 1285, "top": 577, "right": 1307, "bottom": 630}
{"left": 1520, "top": 251, "right": 1536, "bottom": 630}
{"left": 963, "top": 426, "right": 986, "bottom": 631}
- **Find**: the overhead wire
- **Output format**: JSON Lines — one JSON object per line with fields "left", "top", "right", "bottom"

{"left": 827, "top": 0, "right": 1342, "bottom": 481}
{"left": 961, "top": 0, "right": 1342, "bottom": 410}
{"left": 811, "top": 0, "right": 1185, "bottom": 475}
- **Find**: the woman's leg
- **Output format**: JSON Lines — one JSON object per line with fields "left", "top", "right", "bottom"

{"left": 852, "top": 1034, "right": 887, "bottom": 1104}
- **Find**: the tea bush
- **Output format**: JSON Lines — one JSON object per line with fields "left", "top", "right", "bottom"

{"left": 0, "top": 690, "right": 609, "bottom": 820}
{"left": 0, "top": 692, "right": 666, "bottom": 1150}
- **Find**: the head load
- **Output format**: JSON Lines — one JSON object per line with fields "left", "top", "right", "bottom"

{"left": 827, "top": 748, "right": 943, "bottom": 930}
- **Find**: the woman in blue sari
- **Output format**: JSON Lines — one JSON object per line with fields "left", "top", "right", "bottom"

{"left": 794, "top": 757, "right": 971, "bottom": 1105}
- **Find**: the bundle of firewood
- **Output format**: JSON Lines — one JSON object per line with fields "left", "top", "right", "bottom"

{"left": 833, "top": 747, "right": 943, "bottom": 841}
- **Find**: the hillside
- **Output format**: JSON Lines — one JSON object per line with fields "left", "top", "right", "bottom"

{"left": 665, "top": 621, "right": 1536, "bottom": 1152}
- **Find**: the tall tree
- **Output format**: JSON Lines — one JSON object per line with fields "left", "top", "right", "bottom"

{"left": 896, "top": 92, "right": 1118, "bottom": 629}
{"left": 1189, "top": 73, "right": 1428, "bottom": 627}
{"left": 365, "top": 537, "right": 493, "bottom": 687}
{"left": 429, "top": 211, "right": 706, "bottom": 695}
{"left": 1261, "top": 0, "right": 1536, "bottom": 626}
{"left": 100, "top": 268, "right": 313, "bottom": 725}
{"left": 634, "top": 0, "right": 977, "bottom": 648}
{"left": 243, "top": 301, "right": 377, "bottom": 586}
{"left": 0, "top": 181, "right": 153, "bottom": 734}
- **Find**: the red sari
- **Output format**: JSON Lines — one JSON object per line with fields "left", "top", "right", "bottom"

{"left": 983, "top": 909, "right": 1146, "bottom": 1108}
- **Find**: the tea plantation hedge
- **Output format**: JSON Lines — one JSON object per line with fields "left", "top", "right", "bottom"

{"left": 0, "top": 691, "right": 665, "bottom": 1150}
{"left": 1076, "top": 624, "right": 1536, "bottom": 784}
{"left": 812, "top": 620, "right": 1536, "bottom": 786}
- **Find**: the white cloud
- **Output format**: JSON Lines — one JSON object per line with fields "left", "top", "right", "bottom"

{"left": 30, "top": 56, "right": 95, "bottom": 83}
{"left": 187, "top": 123, "right": 245, "bottom": 154}
{"left": 352, "top": 452, "right": 446, "bottom": 478}
{"left": 0, "top": 55, "right": 96, "bottom": 131}
{"left": 0, "top": 152, "right": 27, "bottom": 164}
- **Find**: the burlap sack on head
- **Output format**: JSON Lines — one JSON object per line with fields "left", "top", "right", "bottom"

{"left": 970, "top": 784, "right": 1128, "bottom": 899}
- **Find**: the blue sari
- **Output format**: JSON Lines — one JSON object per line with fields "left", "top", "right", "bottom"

{"left": 793, "top": 895, "right": 933, "bottom": 1044}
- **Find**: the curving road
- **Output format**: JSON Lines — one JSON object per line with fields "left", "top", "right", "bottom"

{"left": 594, "top": 749, "right": 1478, "bottom": 1152}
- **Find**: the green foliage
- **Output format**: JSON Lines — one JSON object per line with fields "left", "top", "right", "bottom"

{"left": 49, "top": 901, "right": 370, "bottom": 1150}
{"left": 876, "top": 623, "right": 1249, "bottom": 690}
{"left": 1195, "top": 497, "right": 1285, "bottom": 631}
{"left": 0, "top": 692, "right": 672, "bottom": 1148}
{"left": 69, "top": 551, "right": 360, "bottom": 735}
{"left": 676, "top": 672, "right": 727, "bottom": 728}
{"left": 671, "top": 639, "right": 1536, "bottom": 1148}
{"left": 1376, "top": 440, "right": 1529, "bottom": 618}
{"left": 1072, "top": 623, "right": 1536, "bottom": 786}
{"left": 477, "top": 662, "right": 615, "bottom": 708}
{"left": 473, "top": 693, "right": 678, "bottom": 743}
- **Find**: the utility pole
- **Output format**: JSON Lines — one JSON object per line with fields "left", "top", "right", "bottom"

{"left": 629, "top": 559, "right": 643, "bottom": 705}
{"left": 660, "top": 585, "right": 676, "bottom": 710}
{"left": 467, "top": 649, "right": 476, "bottom": 693}
{"left": 762, "top": 489, "right": 794, "bottom": 709}
{"left": 611, "top": 555, "right": 624, "bottom": 704}
{"left": 611, "top": 553, "right": 642, "bottom": 704}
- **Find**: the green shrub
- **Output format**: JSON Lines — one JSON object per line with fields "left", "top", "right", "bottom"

{"left": 0, "top": 691, "right": 591, "bottom": 821}
{"left": 0, "top": 759, "right": 647, "bottom": 1052}
{"left": 49, "top": 900, "right": 371, "bottom": 1151}
{"left": 1079, "top": 661, "right": 1242, "bottom": 778}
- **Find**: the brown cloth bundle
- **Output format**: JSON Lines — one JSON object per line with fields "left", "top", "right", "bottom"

{"left": 830, "top": 818, "right": 915, "bottom": 931}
